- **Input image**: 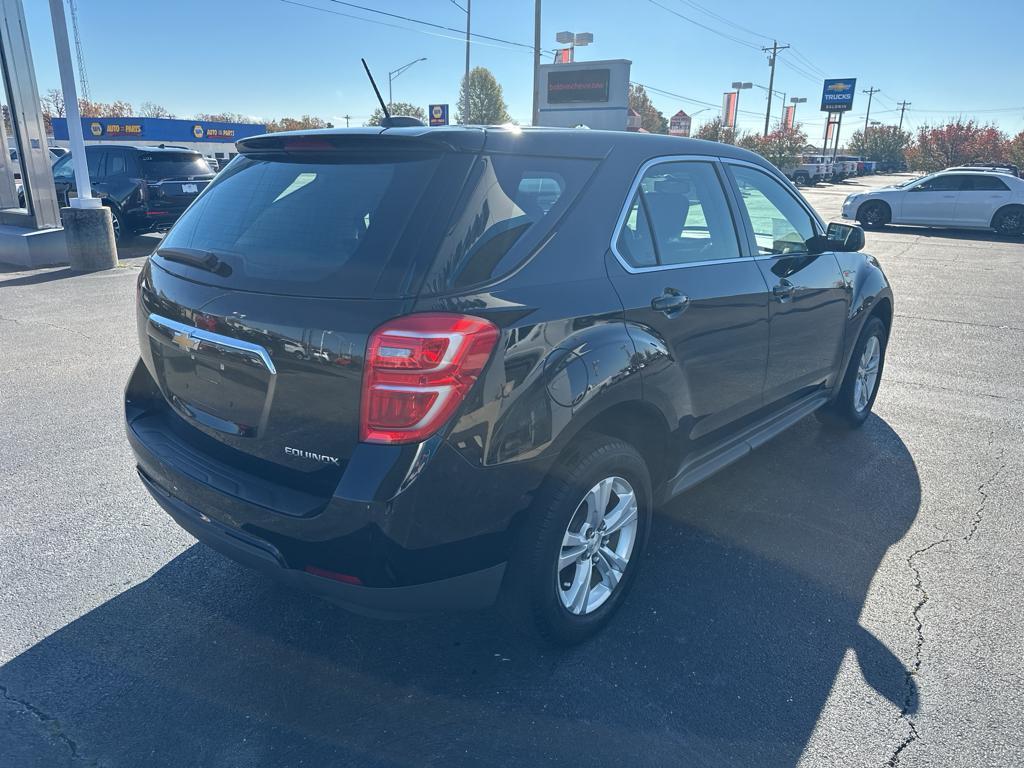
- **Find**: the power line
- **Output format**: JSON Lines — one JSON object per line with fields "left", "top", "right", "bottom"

{"left": 674, "top": 0, "right": 773, "bottom": 43}
{"left": 647, "top": 0, "right": 761, "bottom": 50}
{"left": 321, "top": 0, "right": 542, "bottom": 52}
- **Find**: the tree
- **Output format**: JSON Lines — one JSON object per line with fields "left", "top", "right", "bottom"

{"left": 194, "top": 112, "right": 259, "bottom": 124}
{"left": 138, "top": 101, "right": 175, "bottom": 119}
{"left": 1008, "top": 131, "right": 1024, "bottom": 171}
{"left": 366, "top": 102, "right": 427, "bottom": 126}
{"left": 905, "top": 119, "right": 1008, "bottom": 172}
{"left": 628, "top": 84, "right": 667, "bottom": 134}
{"left": 694, "top": 116, "right": 736, "bottom": 145}
{"left": 847, "top": 125, "right": 912, "bottom": 167}
{"left": 738, "top": 123, "right": 808, "bottom": 171}
{"left": 265, "top": 115, "right": 334, "bottom": 132}
{"left": 455, "top": 67, "right": 511, "bottom": 125}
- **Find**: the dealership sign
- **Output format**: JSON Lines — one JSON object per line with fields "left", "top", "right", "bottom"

{"left": 547, "top": 68, "right": 611, "bottom": 104}
{"left": 820, "top": 78, "right": 857, "bottom": 112}
{"left": 52, "top": 117, "right": 266, "bottom": 143}
{"left": 428, "top": 104, "right": 449, "bottom": 126}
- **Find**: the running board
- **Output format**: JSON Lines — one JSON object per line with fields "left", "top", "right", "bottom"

{"left": 666, "top": 393, "right": 829, "bottom": 500}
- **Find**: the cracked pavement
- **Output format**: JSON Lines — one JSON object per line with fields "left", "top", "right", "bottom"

{"left": 1, "top": 175, "right": 1022, "bottom": 767}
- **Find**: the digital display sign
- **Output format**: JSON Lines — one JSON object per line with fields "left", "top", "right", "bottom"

{"left": 547, "top": 68, "right": 611, "bottom": 104}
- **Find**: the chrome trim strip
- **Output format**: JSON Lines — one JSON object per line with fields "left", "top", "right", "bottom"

{"left": 148, "top": 313, "right": 277, "bottom": 375}
{"left": 608, "top": 154, "right": 750, "bottom": 275}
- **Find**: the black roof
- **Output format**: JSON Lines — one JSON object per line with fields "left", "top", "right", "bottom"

{"left": 236, "top": 125, "right": 775, "bottom": 171}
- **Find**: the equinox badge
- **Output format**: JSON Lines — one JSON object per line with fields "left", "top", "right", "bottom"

{"left": 284, "top": 446, "right": 340, "bottom": 465}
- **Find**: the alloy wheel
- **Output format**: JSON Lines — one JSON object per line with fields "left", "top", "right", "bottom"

{"left": 557, "top": 476, "right": 638, "bottom": 615}
{"left": 853, "top": 335, "right": 881, "bottom": 412}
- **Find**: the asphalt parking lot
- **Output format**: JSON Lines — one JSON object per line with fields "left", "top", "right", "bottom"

{"left": 1, "top": 173, "right": 1021, "bottom": 767}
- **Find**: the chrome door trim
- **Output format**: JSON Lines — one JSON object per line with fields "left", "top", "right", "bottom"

{"left": 608, "top": 154, "right": 751, "bottom": 275}
{"left": 148, "top": 313, "right": 277, "bottom": 375}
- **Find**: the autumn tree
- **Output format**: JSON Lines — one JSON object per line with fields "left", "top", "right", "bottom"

{"left": 366, "top": 102, "right": 426, "bottom": 126}
{"left": 740, "top": 123, "right": 808, "bottom": 172}
{"left": 456, "top": 67, "right": 511, "bottom": 125}
{"left": 847, "top": 124, "right": 912, "bottom": 167}
{"left": 694, "top": 116, "right": 736, "bottom": 145}
{"left": 1007, "top": 131, "right": 1024, "bottom": 171}
{"left": 265, "top": 115, "right": 334, "bottom": 132}
{"left": 193, "top": 112, "right": 259, "bottom": 124}
{"left": 905, "top": 119, "right": 1008, "bottom": 172}
{"left": 628, "top": 84, "right": 667, "bottom": 134}
{"left": 138, "top": 101, "right": 175, "bottom": 118}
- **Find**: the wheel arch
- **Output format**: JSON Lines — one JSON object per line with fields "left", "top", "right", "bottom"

{"left": 990, "top": 203, "right": 1024, "bottom": 230}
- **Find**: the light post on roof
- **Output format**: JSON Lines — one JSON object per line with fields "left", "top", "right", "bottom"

{"left": 387, "top": 57, "right": 427, "bottom": 109}
{"left": 788, "top": 96, "right": 807, "bottom": 131}
{"left": 555, "top": 30, "right": 593, "bottom": 62}
{"left": 730, "top": 82, "right": 752, "bottom": 134}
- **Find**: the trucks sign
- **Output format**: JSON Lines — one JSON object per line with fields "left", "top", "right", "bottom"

{"left": 820, "top": 78, "right": 857, "bottom": 112}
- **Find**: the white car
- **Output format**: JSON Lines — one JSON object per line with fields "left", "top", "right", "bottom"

{"left": 842, "top": 170, "right": 1024, "bottom": 235}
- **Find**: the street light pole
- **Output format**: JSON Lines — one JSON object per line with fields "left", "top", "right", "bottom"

{"left": 47, "top": 0, "right": 95, "bottom": 208}
{"left": 463, "top": 0, "right": 471, "bottom": 123}
{"left": 730, "top": 81, "right": 752, "bottom": 137}
{"left": 387, "top": 57, "right": 427, "bottom": 110}
{"left": 532, "top": 0, "right": 541, "bottom": 126}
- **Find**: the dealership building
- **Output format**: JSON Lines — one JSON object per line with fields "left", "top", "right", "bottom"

{"left": 50, "top": 117, "right": 267, "bottom": 165}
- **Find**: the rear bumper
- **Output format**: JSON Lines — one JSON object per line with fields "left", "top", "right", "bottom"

{"left": 139, "top": 468, "right": 507, "bottom": 616}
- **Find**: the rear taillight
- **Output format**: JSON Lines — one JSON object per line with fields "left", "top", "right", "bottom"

{"left": 360, "top": 313, "right": 499, "bottom": 444}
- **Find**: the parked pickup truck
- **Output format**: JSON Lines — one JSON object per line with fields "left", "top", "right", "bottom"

{"left": 792, "top": 155, "right": 831, "bottom": 185}
{"left": 834, "top": 155, "right": 862, "bottom": 180}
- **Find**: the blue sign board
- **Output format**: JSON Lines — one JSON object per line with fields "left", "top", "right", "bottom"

{"left": 820, "top": 78, "right": 857, "bottom": 112}
{"left": 51, "top": 117, "right": 267, "bottom": 143}
{"left": 428, "top": 104, "right": 449, "bottom": 126}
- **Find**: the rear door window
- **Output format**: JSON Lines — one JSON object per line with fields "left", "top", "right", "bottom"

{"left": 140, "top": 152, "right": 213, "bottom": 180}
{"left": 965, "top": 174, "right": 1010, "bottom": 191}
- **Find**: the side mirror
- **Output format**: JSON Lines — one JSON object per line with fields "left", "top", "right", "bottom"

{"left": 826, "top": 222, "right": 865, "bottom": 252}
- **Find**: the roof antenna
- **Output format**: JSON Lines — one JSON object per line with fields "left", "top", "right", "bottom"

{"left": 362, "top": 58, "right": 390, "bottom": 121}
{"left": 361, "top": 57, "right": 425, "bottom": 129}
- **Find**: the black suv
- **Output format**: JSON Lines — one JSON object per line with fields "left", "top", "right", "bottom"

{"left": 50, "top": 145, "right": 215, "bottom": 239}
{"left": 125, "top": 127, "right": 893, "bottom": 643}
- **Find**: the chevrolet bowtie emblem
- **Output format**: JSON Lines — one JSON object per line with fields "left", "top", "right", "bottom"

{"left": 171, "top": 330, "right": 201, "bottom": 352}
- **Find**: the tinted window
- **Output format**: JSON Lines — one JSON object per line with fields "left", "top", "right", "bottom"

{"left": 52, "top": 155, "right": 74, "bottom": 181}
{"left": 85, "top": 147, "right": 103, "bottom": 178}
{"left": 965, "top": 174, "right": 1010, "bottom": 191}
{"left": 915, "top": 175, "right": 964, "bottom": 192}
{"left": 729, "top": 165, "right": 816, "bottom": 255}
{"left": 104, "top": 151, "right": 127, "bottom": 177}
{"left": 616, "top": 192, "right": 658, "bottom": 267}
{"left": 616, "top": 161, "right": 739, "bottom": 267}
{"left": 420, "top": 154, "right": 596, "bottom": 292}
{"left": 139, "top": 152, "right": 213, "bottom": 180}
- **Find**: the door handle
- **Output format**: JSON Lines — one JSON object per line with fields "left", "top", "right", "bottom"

{"left": 772, "top": 279, "right": 796, "bottom": 301}
{"left": 651, "top": 289, "right": 689, "bottom": 317}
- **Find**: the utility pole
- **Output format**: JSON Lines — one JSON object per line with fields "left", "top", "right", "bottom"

{"left": 463, "top": 0, "right": 471, "bottom": 124}
{"left": 862, "top": 86, "right": 880, "bottom": 137}
{"left": 897, "top": 100, "right": 911, "bottom": 133}
{"left": 532, "top": 0, "right": 541, "bottom": 126}
{"left": 343, "top": 114, "right": 351, "bottom": 128}
{"left": 761, "top": 40, "right": 789, "bottom": 136}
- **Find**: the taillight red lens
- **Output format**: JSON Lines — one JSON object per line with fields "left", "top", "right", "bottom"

{"left": 360, "top": 313, "right": 500, "bottom": 444}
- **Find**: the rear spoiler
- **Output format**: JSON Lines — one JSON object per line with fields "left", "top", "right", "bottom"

{"left": 237, "top": 131, "right": 481, "bottom": 157}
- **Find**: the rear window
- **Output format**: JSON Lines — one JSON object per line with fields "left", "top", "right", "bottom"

{"left": 157, "top": 149, "right": 596, "bottom": 298}
{"left": 140, "top": 152, "right": 213, "bottom": 180}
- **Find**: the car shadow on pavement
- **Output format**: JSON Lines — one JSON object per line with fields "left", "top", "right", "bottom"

{"left": 0, "top": 416, "right": 919, "bottom": 768}
{"left": 871, "top": 224, "right": 1023, "bottom": 244}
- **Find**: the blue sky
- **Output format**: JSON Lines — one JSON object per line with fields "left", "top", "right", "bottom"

{"left": 21, "top": 0, "right": 1024, "bottom": 136}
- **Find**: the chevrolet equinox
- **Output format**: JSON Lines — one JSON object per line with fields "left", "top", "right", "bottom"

{"left": 125, "top": 126, "right": 893, "bottom": 644}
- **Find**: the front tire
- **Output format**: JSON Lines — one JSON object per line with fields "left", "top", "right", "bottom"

{"left": 817, "top": 316, "right": 888, "bottom": 429}
{"left": 515, "top": 435, "right": 652, "bottom": 645}
{"left": 857, "top": 200, "right": 890, "bottom": 229}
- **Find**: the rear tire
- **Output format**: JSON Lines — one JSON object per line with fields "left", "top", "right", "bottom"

{"left": 817, "top": 316, "right": 888, "bottom": 430}
{"left": 857, "top": 201, "right": 890, "bottom": 229}
{"left": 511, "top": 435, "right": 652, "bottom": 645}
{"left": 992, "top": 205, "right": 1024, "bottom": 236}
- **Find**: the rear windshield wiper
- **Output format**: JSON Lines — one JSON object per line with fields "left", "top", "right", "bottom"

{"left": 155, "top": 247, "right": 229, "bottom": 275}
